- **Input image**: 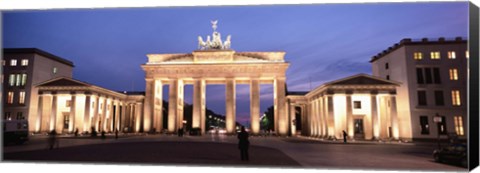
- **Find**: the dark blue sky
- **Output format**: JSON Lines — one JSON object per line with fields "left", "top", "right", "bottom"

{"left": 3, "top": 2, "right": 468, "bottom": 125}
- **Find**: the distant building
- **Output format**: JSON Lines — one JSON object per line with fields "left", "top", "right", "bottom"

{"left": 370, "top": 37, "right": 468, "bottom": 141}
{"left": 2, "top": 48, "right": 74, "bottom": 132}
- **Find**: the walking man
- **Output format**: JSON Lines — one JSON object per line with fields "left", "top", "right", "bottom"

{"left": 342, "top": 130, "right": 348, "bottom": 143}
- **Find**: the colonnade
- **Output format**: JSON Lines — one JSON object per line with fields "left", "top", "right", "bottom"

{"left": 143, "top": 77, "right": 289, "bottom": 135}
{"left": 35, "top": 91, "right": 142, "bottom": 134}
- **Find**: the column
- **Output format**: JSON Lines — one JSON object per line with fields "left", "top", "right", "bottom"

{"left": 192, "top": 78, "right": 202, "bottom": 129}
{"left": 200, "top": 79, "right": 206, "bottom": 135}
{"left": 121, "top": 103, "right": 127, "bottom": 131}
{"left": 114, "top": 101, "right": 120, "bottom": 131}
{"left": 92, "top": 95, "right": 100, "bottom": 132}
{"left": 250, "top": 78, "right": 260, "bottom": 135}
{"left": 310, "top": 100, "right": 315, "bottom": 136}
{"left": 301, "top": 104, "right": 308, "bottom": 136}
{"left": 346, "top": 94, "right": 354, "bottom": 138}
{"left": 51, "top": 93, "right": 58, "bottom": 132}
{"left": 168, "top": 79, "right": 178, "bottom": 133}
{"left": 154, "top": 80, "right": 163, "bottom": 132}
{"left": 135, "top": 103, "right": 142, "bottom": 132}
{"left": 390, "top": 95, "right": 399, "bottom": 140}
{"left": 319, "top": 96, "right": 326, "bottom": 137}
{"left": 36, "top": 93, "right": 44, "bottom": 133}
{"left": 143, "top": 79, "right": 154, "bottom": 132}
{"left": 176, "top": 80, "right": 184, "bottom": 130}
{"left": 371, "top": 93, "right": 379, "bottom": 139}
{"left": 315, "top": 98, "right": 321, "bottom": 137}
{"left": 274, "top": 77, "right": 288, "bottom": 136}
{"left": 226, "top": 78, "right": 236, "bottom": 134}
{"left": 69, "top": 93, "right": 76, "bottom": 133}
{"left": 290, "top": 104, "right": 296, "bottom": 136}
{"left": 327, "top": 95, "right": 335, "bottom": 138}
{"left": 102, "top": 97, "right": 108, "bottom": 132}
{"left": 84, "top": 93, "right": 91, "bottom": 132}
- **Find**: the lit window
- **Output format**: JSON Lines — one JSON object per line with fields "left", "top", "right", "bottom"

{"left": 430, "top": 51, "right": 440, "bottom": 59}
{"left": 353, "top": 101, "right": 361, "bottom": 109}
{"left": 15, "top": 74, "right": 21, "bottom": 86}
{"left": 448, "top": 51, "right": 456, "bottom": 59}
{"left": 19, "top": 91, "right": 25, "bottom": 104}
{"left": 451, "top": 90, "right": 461, "bottom": 106}
{"left": 414, "top": 52, "right": 423, "bottom": 60}
{"left": 466, "top": 51, "right": 469, "bottom": 59}
{"left": 53, "top": 67, "right": 58, "bottom": 74}
{"left": 9, "top": 74, "right": 15, "bottom": 86}
{"left": 454, "top": 116, "right": 464, "bottom": 136}
{"left": 449, "top": 69, "right": 458, "bottom": 80}
{"left": 21, "top": 59, "right": 29, "bottom": 66}
{"left": 10, "top": 59, "right": 17, "bottom": 66}
{"left": 7, "top": 92, "right": 14, "bottom": 104}
{"left": 21, "top": 74, "right": 27, "bottom": 86}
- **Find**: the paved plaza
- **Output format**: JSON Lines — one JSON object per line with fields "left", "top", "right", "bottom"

{"left": 2, "top": 134, "right": 467, "bottom": 171}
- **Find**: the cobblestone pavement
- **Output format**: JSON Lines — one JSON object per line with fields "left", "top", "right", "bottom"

{"left": 2, "top": 134, "right": 467, "bottom": 172}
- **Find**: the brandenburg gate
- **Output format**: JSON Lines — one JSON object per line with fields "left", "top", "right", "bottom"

{"left": 141, "top": 21, "right": 290, "bottom": 135}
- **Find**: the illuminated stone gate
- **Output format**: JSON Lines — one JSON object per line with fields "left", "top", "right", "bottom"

{"left": 142, "top": 21, "right": 290, "bottom": 135}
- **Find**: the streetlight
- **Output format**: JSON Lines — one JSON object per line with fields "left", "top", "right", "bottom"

{"left": 433, "top": 113, "right": 442, "bottom": 150}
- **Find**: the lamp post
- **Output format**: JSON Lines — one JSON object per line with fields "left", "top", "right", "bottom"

{"left": 433, "top": 113, "right": 442, "bottom": 150}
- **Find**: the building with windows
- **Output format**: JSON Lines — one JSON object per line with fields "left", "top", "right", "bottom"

{"left": 2, "top": 48, "right": 74, "bottom": 132}
{"left": 369, "top": 37, "right": 468, "bottom": 141}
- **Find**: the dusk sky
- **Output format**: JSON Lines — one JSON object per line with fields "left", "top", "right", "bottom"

{"left": 3, "top": 2, "right": 468, "bottom": 125}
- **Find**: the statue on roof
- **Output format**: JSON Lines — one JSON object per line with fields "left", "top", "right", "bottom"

{"left": 198, "top": 20, "right": 231, "bottom": 50}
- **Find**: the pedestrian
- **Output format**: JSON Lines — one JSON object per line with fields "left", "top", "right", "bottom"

{"left": 74, "top": 128, "right": 79, "bottom": 137}
{"left": 48, "top": 130, "right": 58, "bottom": 149}
{"left": 342, "top": 130, "right": 348, "bottom": 143}
{"left": 237, "top": 126, "right": 250, "bottom": 161}
{"left": 101, "top": 131, "right": 106, "bottom": 140}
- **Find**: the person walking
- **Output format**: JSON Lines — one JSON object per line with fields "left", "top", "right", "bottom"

{"left": 342, "top": 130, "right": 348, "bottom": 143}
{"left": 237, "top": 126, "right": 250, "bottom": 161}
{"left": 48, "top": 130, "right": 58, "bottom": 150}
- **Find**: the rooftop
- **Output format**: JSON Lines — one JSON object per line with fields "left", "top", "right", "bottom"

{"left": 369, "top": 37, "right": 467, "bottom": 63}
{"left": 3, "top": 48, "right": 75, "bottom": 67}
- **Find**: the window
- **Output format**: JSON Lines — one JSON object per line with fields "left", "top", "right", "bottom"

{"left": 434, "top": 90, "right": 444, "bottom": 106}
{"left": 10, "top": 59, "right": 17, "bottom": 66}
{"left": 425, "top": 68, "right": 432, "bottom": 84}
{"left": 430, "top": 51, "right": 440, "bottom": 59}
{"left": 414, "top": 52, "right": 423, "bottom": 60}
{"left": 418, "top": 90, "right": 427, "bottom": 106}
{"left": 451, "top": 90, "right": 461, "bottom": 106}
{"left": 16, "top": 112, "right": 24, "bottom": 120}
{"left": 19, "top": 91, "right": 25, "bottom": 104}
{"left": 448, "top": 51, "right": 456, "bottom": 59}
{"left": 353, "top": 101, "right": 361, "bottom": 109}
{"left": 454, "top": 116, "right": 464, "bottom": 136}
{"left": 385, "top": 63, "right": 389, "bottom": 69}
{"left": 449, "top": 68, "right": 458, "bottom": 80}
{"left": 21, "top": 59, "right": 29, "bottom": 66}
{"left": 416, "top": 68, "right": 424, "bottom": 84}
{"left": 433, "top": 68, "right": 441, "bottom": 84}
{"left": 4, "top": 112, "right": 12, "bottom": 120}
{"left": 7, "top": 92, "right": 14, "bottom": 104}
{"left": 386, "top": 75, "right": 390, "bottom": 80}
{"left": 53, "top": 67, "right": 58, "bottom": 74}
{"left": 437, "top": 116, "right": 447, "bottom": 135}
{"left": 9, "top": 74, "right": 15, "bottom": 86}
{"left": 466, "top": 51, "right": 469, "bottom": 59}
{"left": 420, "top": 116, "right": 429, "bottom": 134}
{"left": 15, "top": 74, "right": 21, "bottom": 86}
{"left": 21, "top": 74, "right": 27, "bottom": 86}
